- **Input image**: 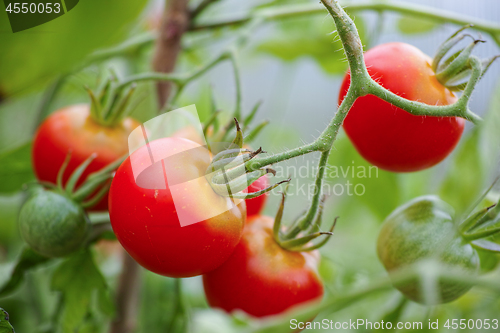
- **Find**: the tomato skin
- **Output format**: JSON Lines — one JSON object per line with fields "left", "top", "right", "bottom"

{"left": 244, "top": 175, "right": 269, "bottom": 217}
{"left": 339, "top": 42, "right": 465, "bottom": 172}
{"left": 203, "top": 215, "right": 323, "bottom": 317}
{"left": 109, "top": 137, "right": 246, "bottom": 278}
{"left": 32, "top": 105, "right": 140, "bottom": 210}
{"left": 377, "top": 196, "right": 479, "bottom": 304}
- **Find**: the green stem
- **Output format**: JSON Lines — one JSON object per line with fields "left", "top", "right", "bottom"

{"left": 115, "top": 49, "right": 231, "bottom": 100}
{"left": 284, "top": 151, "right": 331, "bottom": 240}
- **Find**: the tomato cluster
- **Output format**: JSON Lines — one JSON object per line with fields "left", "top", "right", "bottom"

{"left": 23, "top": 36, "right": 493, "bottom": 321}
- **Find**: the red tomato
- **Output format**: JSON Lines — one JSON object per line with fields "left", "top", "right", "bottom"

{"left": 108, "top": 137, "right": 246, "bottom": 278}
{"left": 338, "top": 42, "right": 465, "bottom": 172}
{"left": 203, "top": 215, "right": 323, "bottom": 317}
{"left": 244, "top": 175, "right": 269, "bottom": 217}
{"left": 32, "top": 105, "right": 139, "bottom": 210}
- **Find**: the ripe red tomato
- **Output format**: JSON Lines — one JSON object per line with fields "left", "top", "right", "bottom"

{"left": 203, "top": 215, "right": 323, "bottom": 317}
{"left": 109, "top": 137, "right": 246, "bottom": 278}
{"left": 244, "top": 175, "right": 269, "bottom": 217}
{"left": 338, "top": 42, "right": 465, "bottom": 172}
{"left": 32, "top": 105, "right": 139, "bottom": 210}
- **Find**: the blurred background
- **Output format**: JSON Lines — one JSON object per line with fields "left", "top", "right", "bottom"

{"left": 0, "top": 0, "right": 499, "bottom": 332}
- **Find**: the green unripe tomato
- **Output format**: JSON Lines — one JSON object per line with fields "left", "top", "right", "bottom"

{"left": 377, "top": 196, "right": 479, "bottom": 304}
{"left": 19, "top": 187, "right": 90, "bottom": 258}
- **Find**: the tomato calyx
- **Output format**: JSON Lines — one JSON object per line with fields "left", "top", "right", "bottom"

{"left": 40, "top": 151, "right": 124, "bottom": 209}
{"left": 456, "top": 178, "right": 500, "bottom": 252}
{"left": 432, "top": 25, "right": 498, "bottom": 91}
{"left": 85, "top": 74, "right": 137, "bottom": 127}
{"left": 205, "top": 98, "right": 269, "bottom": 146}
{"left": 206, "top": 118, "right": 289, "bottom": 199}
{"left": 272, "top": 184, "right": 337, "bottom": 252}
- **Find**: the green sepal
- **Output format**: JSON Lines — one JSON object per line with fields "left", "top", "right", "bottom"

{"left": 244, "top": 120, "right": 270, "bottom": 144}
{"left": 432, "top": 24, "right": 473, "bottom": 72}
{"left": 243, "top": 100, "right": 263, "bottom": 131}
{"left": 471, "top": 239, "right": 500, "bottom": 253}
{"left": 231, "top": 118, "right": 244, "bottom": 149}
{"left": 65, "top": 154, "right": 97, "bottom": 196}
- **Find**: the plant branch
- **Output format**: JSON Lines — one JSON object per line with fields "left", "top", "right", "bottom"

{"left": 110, "top": 253, "right": 142, "bottom": 333}
{"left": 152, "top": 0, "right": 191, "bottom": 109}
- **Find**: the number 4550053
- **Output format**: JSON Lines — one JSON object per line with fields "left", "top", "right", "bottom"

{"left": 6, "top": 2, "right": 61, "bottom": 14}
{"left": 444, "top": 319, "right": 499, "bottom": 330}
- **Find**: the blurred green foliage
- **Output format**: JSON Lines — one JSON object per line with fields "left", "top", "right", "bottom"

{"left": 397, "top": 16, "right": 440, "bottom": 35}
{"left": 257, "top": 14, "right": 366, "bottom": 75}
{"left": 0, "top": 0, "right": 149, "bottom": 96}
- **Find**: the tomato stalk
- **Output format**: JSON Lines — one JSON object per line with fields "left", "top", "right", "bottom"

{"left": 41, "top": 151, "right": 125, "bottom": 211}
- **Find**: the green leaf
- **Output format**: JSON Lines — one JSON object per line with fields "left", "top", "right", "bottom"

{"left": 0, "top": 247, "right": 50, "bottom": 298}
{"left": 51, "top": 250, "right": 114, "bottom": 333}
{"left": 439, "top": 129, "right": 483, "bottom": 214}
{"left": 397, "top": 15, "right": 440, "bottom": 35}
{"left": 0, "top": 0, "right": 149, "bottom": 96}
{"left": 0, "top": 308, "right": 15, "bottom": 333}
{"left": 257, "top": 14, "right": 366, "bottom": 75}
{"left": 0, "top": 142, "right": 35, "bottom": 194}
